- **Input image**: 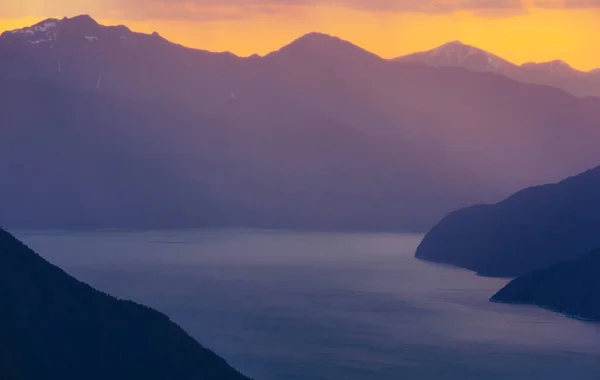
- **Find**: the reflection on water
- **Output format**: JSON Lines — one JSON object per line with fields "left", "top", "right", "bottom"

{"left": 16, "top": 229, "right": 600, "bottom": 380}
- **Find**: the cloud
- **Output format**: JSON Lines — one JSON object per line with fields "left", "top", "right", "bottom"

{"left": 0, "top": 2, "right": 23, "bottom": 17}
{"left": 0, "top": 0, "right": 114, "bottom": 19}
{"left": 533, "top": 0, "right": 600, "bottom": 7}
{"left": 342, "top": 0, "right": 524, "bottom": 13}
{"left": 108, "top": 0, "right": 527, "bottom": 19}
{"left": 1, "top": 0, "right": 528, "bottom": 21}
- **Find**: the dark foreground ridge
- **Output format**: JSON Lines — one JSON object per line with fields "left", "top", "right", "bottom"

{"left": 0, "top": 228, "right": 251, "bottom": 380}
{"left": 415, "top": 165, "right": 600, "bottom": 277}
{"left": 491, "top": 248, "right": 600, "bottom": 321}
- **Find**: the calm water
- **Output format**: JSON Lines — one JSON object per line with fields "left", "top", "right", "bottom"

{"left": 15, "top": 229, "right": 600, "bottom": 380}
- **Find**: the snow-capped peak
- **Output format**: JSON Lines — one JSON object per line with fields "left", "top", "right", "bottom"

{"left": 417, "top": 41, "right": 512, "bottom": 73}
{"left": 429, "top": 41, "right": 476, "bottom": 63}
{"left": 7, "top": 18, "right": 61, "bottom": 44}
{"left": 2, "top": 15, "right": 106, "bottom": 45}
{"left": 10, "top": 19, "right": 59, "bottom": 36}
{"left": 395, "top": 40, "right": 523, "bottom": 77}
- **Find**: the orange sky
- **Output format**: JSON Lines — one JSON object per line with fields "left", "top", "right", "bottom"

{"left": 2, "top": 2, "right": 600, "bottom": 70}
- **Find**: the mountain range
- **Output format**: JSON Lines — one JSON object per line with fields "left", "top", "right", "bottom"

{"left": 3, "top": 15, "right": 600, "bottom": 231}
{"left": 395, "top": 41, "right": 600, "bottom": 98}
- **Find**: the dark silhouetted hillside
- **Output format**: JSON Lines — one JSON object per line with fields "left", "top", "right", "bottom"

{"left": 415, "top": 166, "right": 600, "bottom": 277}
{"left": 0, "top": 227, "right": 251, "bottom": 380}
{"left": 491, "top": 248, "right": 600, "bottom": 321}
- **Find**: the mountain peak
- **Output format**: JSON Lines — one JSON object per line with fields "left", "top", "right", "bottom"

{"left": 5, "top": 14, "right": 99, "bottom": 36}
{"left": 433, "top": 41, "right": 482, "bottom": 55}
{"left": 396, "top": 40, "right": 516, "bottom": 74}
{"left": 3, "top": 18, "right": 61, "bottom": 43}
{"left": 521, "top": 59, "right": 577, "bottom": 73}
{"left": 63, "top": 14, "right": 100, "bottom": 27}
{"left": 290, "top": 32, "right": 343, "bottom": 46}
{"left": 7, "top": 17, "right": 59, "bottom": 33}
{"left": 1, "top": 14, "right": 137, "bottom": 46}
{"left": 66, "top": 14, "right": 96, "bottom": 22}
{"left": 429, "top": 40, "right": 479, "bottom": 60}
{"left": 266, "top": 32, "right": 380, "bottom": 62}
{"left": 441, "top": 40, "right": 467, "bottom": 47}
{"left": 301, "top": 31, "right": 335, "bottom": 38}
{"left": 548, "top": 59, "right": 571, "bottom": 66}
{"left": 33, "top": 17, "right": 61, "bottom": 28}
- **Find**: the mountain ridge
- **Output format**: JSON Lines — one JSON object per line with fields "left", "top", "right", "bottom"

{"left": 395, "top": 40, "right": 518, "bottom": 75}
{"left": 5, "top": 15, "right": 597, "bottom": 72}
{"left": 5, "top": 15, "right": 597, "bottom": 101}
{"left": 394, "top": 40, "right": 600, "bottom": 98}
{"left": 3, "top": 15, "right": 600, "bottom": 231}
{"left": 395, "top": 41, "right": 598, "bottom": 74}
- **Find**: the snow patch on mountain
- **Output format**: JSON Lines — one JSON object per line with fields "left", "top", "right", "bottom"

{"left": 11, "top": 19, "right": 59, "bottom": 36}
{"left": 398, "top": 41, "right": 515, "bottom": 74}
{"left": 429, "top": 41, "right": 477, "bottom": 64}
{"left": 6, "top": 19, "right": 60, "bottom": 45}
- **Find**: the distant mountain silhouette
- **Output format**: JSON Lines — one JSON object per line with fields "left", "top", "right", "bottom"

{"left": 395, "top": 41, "right": 600, "bottom": 98}
{"left": 491, "top": 248, "right": 600, "bottom": 321}
{"left": 0, "top": 78, "right": 492, "bottom": 231}
{"left": 396, "top": 41, "right": 518, "bottom": 75}
{"left": 0, "top": 227, "right": 251, "bottom": 379}
{"left": 415, "top": 166, "right": 600, "bottom": 277}
{"left": 3, "top": 16, "right": 600, "bottom": 231}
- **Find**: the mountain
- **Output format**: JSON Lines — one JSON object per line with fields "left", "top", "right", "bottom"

{"left": 396, "top": 41, "right": 518, "bottom": 76}
{"left": 260, "top": 37, "right": 600, "bottom": 195}
{"left": 0, "top": 77, "right": 492, "bottom": 231}
{"left": 518, "top": 60, "right": 600, "bottom": 98}
{"left": 0, "top": 227, "right": 251, "bottom": 379}
{"left": 415, "top": 166, "right": 600, "bottom": 277}
{"left": 491, "top": 248, "right": 600, "bottom": 321}
{"left": 395, "top": 41, "right": 600, "bottom": 98}
{"left": 4, "top": 16, "right": 600, "bottom": 231}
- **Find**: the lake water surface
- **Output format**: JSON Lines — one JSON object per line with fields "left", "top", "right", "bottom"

{"left": 15, "top": 229, "right": 600, "bottom": 380}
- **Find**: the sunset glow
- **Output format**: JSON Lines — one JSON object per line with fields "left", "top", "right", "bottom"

{"left": 1, "top": 1, "right": 600, "bottom": 70}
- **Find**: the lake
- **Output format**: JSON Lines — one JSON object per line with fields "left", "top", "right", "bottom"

{"left": 15, "top": 229, "right": 600, "bottom": 380}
